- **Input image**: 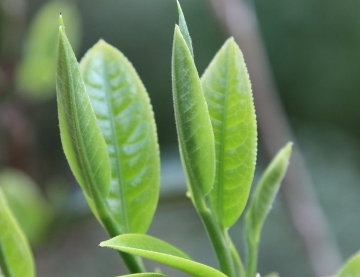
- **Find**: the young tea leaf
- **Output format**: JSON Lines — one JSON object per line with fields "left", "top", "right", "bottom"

{"left": 246, "top": 142, "right": 292, "bottom": 237}
{"left": 202, "top": 37, "right": 257, "bottom": 229}
{"left": 101, "top": 234, "right": 227, "bottom": 277}
{"left": 56, "top": 18, "right": 111, "bottom": 201}
{"left": 80, "top": 40, "right": 160, "bottom": 234}
{"left": 172, "top": 25, "right": 215, "bottom": 200}
{"left": 0, "top": 189, "right": 35, "bottom": 277}
{"left": 176, "top": 1, "right": 193, "bottom": 57}
{"left": 337, "top": 251, "right": 360, "bottom": 277}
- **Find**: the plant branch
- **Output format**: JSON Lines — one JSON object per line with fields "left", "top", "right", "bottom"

{"left": 207, "top": 0, "right": 342, "bottom": 276}
{"left": 92, "top": 192, "right": 146, "bottom": 273}
{"left": 198, "top": 207, "right": 236, "bottom": 277}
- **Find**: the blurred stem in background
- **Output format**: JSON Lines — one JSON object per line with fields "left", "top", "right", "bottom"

{"left": 207, "top": 0, "right": 342, "bottom": 276}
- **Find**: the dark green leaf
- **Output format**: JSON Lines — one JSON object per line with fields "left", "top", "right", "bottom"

{"left": 80, "top": 40, "right": 160, "bottom": 234}
{"left": 17, "top": 0, "right": 81, "bottom": 100}
{"left": 172, "top": 25, "right": 215, "bottom": 200}
{"left": 0, "top": 189, "right": 35, "bottom": 277}
{"left": 337, "top": 251, "right": 360, "bottom": 277}
{"left": 101, "top": 234, "right": 226, "bottom": 277}
{"left": 56, "top": 18, "right": 111, "bottom": 200}
{"left": 202, "top": 38, "right": 257, "bottom": 228}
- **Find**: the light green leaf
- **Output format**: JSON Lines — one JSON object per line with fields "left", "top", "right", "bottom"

{"left": 337, "top": 251, "right": 360, "bottom": 277}
{"left": 172, "top": 25, "right": 215, "bottom": 199}
{"left": 0, "top": 189, "right": 35, "bottom": 277}
{"left": 101, "top": 234, "right": 227, "bottom": 277}
{"left": 119, "top": 273, "right": 169, "bottom": 277}
{"left": 0, "top": 168, "right": 51, "bottom": 246}
{"left": 176, "top": 1, "right": 193, "bottom": 57}
{"left": 246, "top": 143, "right": 292, "bottom": 237}
{"left": 17, "top": 0, "right": 81, "bottom": 100}
{"left": 202, "top": 37, "right": 257, "bottom": 228}
{"left": 56, "top": 18, "right": 111, "bottom": 200}
{"left": 79, "top": 40, "right": 160, "bottom": 234}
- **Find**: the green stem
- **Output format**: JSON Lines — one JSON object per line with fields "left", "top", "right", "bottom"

{"left": 92, "top": 192, "right": 146, "bottom": 273}
{"left": 246, "top": 234, "right": 259, "bottom": 277}
{"left": 225, "top": 231, "right": 246, "bottom": 277}
{"left": 196, "top": 200, "right": 236, "bottom": 277}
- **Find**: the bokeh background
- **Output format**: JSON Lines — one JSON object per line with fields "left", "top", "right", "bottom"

{"left": 1, "top": 0, "right": 360, "bottom": 276}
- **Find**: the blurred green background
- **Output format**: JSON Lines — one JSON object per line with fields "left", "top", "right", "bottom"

{"left": 1, "top": 0, "right": 360, "bottom": 276}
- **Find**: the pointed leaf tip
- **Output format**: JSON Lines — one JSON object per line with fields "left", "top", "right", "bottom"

{"left": 176, "top": 0, "right": 194, "bottom": 57}
{"left": 59, "top": 14, "right": 64, "bottom": 26}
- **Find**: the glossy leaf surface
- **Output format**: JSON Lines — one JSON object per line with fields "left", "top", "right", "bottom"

{"left": 246, "top": 143, "right": 292, "bottom": 236}
{"left": 176, "top": 1, "right": 193, "bottom": 57}
{"left": 0, "top": 168, "right": 51, "bottom": 245}
{"left": 202, "top": 38, "right": 257, "bottom": 228}
{"left": 80, "top": 40, "right": 160, "bottom": 234}
{"left": 172, "top": 25, "right": 215, "bottom": 199}
{"left": 101, "top": 234, "right": 226, "bottom": 277}
{"left": 0, "top": 189, "right": 35, "bottom": 277}
{"left": 56, "top": 21, "right": 111, "bottom": 200}
{"left": 338, "top": 251, "right": 360, "bottom": 277}
{"left": 17, "top": 0, "right": 81, "bottom": 100}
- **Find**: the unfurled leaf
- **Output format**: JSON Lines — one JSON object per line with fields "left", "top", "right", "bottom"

{"left": 119, "top": 273, "right": 169, "bottom": 277}
{"left": 337, "top": 251, "right": 360, "bottom": 277}
{"left": 172, "top": 25, "right": 215, "bottom": 200}
{"left": 246, "top": 143, "right": 292, "bottom": 237}
{"left": 101, "top": 234, "right": 226, "bottom": 277}
{"left": 0, "top": 168, "right": 51, "bottom": 245}
{"left": 176, "top": 1, "right": 193, "bottom": 57}
{"left": 17, "top": 0, "right": 81, "bottom": 100}
{"left": 0, "top": 189, "right": 35, "bottom": 277}
{"left": 80, "top": 40, "right": 160, "bottom": 234}
{"left": 202, "top": 37, "right": 257, "bottom": 229}
{"left": 56, "top": 18, "right": 111, "bottom": 200}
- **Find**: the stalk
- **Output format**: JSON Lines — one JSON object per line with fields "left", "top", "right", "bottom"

{"left": 225, "top": 231, "right": 246, "bottom": 277}
{"left": 92, "top": 192, "right": 145, "bottom": 273}
{"left": 195, "top": 198, "right": 236, "bottom": 277}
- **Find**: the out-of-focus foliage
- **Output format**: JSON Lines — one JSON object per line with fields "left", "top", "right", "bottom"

{"left": 0, "top": 168, "right": 51, "bottom": 246}
{"left": 0, "top": 187, "right": 35, "bottom": 277}
{"left": 16, "top": 0, "right": 81, "bottom": 100}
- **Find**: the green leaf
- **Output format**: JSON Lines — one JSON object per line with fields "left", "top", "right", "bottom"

{"left": 79, "top": 40, "right": 160, "bottom": 234}
{"left": 0, "top": 189, "right": 35, "bottom": 277}
{"left": 56, "top": 18, "right": 111, "bottom": 200}
{"left": 0, "top": 168, "right": 51, "bottom": 246}
{"left": 101, "top": 234, "right": 227, "bottom": 277}
{"left": 202, "top": 37, "right": 257, "bottom": 228}
{"left": 17, "top": 0, "right": 81, "bottom": 100}
{"left": 119, "top": 273, "right": 169, "bottom": 277}
{"left": 246, "top": 143, "right": 292, "bottom": 237}
{"left": 172, "top": 25, "right": 215, "bottom": 200}
{"left": 337, "top": 251, "right": 360, "bottom": 277}
{"left": 176, "top": 1, "right": 193, "bottom": 57}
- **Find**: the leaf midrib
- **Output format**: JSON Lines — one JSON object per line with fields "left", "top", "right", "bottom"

{"left": 100, "top": 51, "right": 129, "bottom": 233}
{"left": 216, "top": 43, "right": 232, "bottom": 227}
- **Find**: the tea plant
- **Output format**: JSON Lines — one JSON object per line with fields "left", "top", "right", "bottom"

{"left": 0, "top": 2, "right": 359, "bottom": 277}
